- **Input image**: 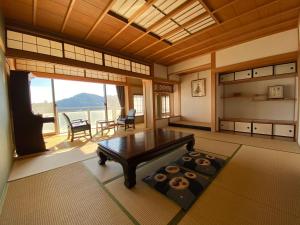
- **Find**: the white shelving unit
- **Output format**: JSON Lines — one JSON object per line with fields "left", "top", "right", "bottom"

{"left": 217, "top": 62, "right": 297, "bottom": 139}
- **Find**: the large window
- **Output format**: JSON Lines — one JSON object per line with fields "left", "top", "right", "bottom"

{"left": 133, "top": 95, "right": 144, "bottom": 116}
{"left": 161, "top": 95, "right": 170, "bottom": 115}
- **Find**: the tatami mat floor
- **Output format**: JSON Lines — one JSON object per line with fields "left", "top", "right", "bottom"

{"left": 1, "top": 126, "right": 300, "bottom": 225}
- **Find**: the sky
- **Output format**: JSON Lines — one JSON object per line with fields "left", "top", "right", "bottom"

{"left": 30, "top": 77, "right": 118, "bottom": 103}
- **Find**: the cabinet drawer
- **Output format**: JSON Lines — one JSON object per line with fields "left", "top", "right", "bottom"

{"left": 220, "top": 73, "right": 234, "bottom": 82}
{"left": 220, "top": 121, "right": 234, "bottom": 131}
{"left": 235, "top": 70, "right": 252, "bottom": 80}
{"left": 253, "top": 66, "right": 273, "bottom": 78}
{"left": 273, "top": 124, "right": 294, "bottom": 137}
{"left": 234, "top": 122, "right": 251, "bottom": 133}
{"left": 274, "top": 63, "right": 296, "bottom": 75}
{"left": 253, "top": 123, "right": 272, "bottom": 135}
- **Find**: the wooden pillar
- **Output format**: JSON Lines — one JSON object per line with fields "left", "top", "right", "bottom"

{"left": 297, "top": 14, "right": 300, "bottom": 144}
{"left": 142, "top": 79, "right": 155, "bottom": 129}
{"left": 211, "top": 52, "right": 217, "bottom": 132}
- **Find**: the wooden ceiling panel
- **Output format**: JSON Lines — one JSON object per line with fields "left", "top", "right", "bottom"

{"left": 238, "top": 11, "right": 261, "bottom": 25}
{"left": 219, "top": 19, "right": 241, "bottom": 30}
{"left": 105, "top": 25, "right": 145, "bottom": 49}
{"left": 214, "top": 5, "right": 238, "bottom": 21}
{"left": 149, "top": 47, "right": 182, "bottom": 61}
{"left": 36, "top": 0, "right": 70, "bottom": 32}
{"left": 257, "top": 1, "right": 281, "bottom": 18}
{"left": 135, "top": 41, "right": 170, "bottom": 58}
{"left": 88, "top": 14, "right": 126, "bottom": 45}
{"left": 232, "top": 0, "right": 257, "bottom": 14}
{"left": 124, "top": 35, "right": 160, "bottom": 54}
{"left": 165, "top": 18, "right": 298, "bottom": 65}
{"left": 63, "top": 0, "right": 111, "bottom": 39}
{"left": 1, "top": 0, "right": 33, "bottom": 24}
{"left": 204, "top": 0, "right": 233, "bottom": 11}
{"left": 279, "top": 0, "right": 300, "bottom": 11}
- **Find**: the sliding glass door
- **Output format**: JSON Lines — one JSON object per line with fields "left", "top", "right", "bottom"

{"left": 106, "top": 84, "right": 122, "bottom": 121}
{"left": 54, "top": 79, "right": 106, "bottom": 133}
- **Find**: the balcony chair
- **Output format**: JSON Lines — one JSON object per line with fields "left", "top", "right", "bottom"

{"left": 63, "top": 113, "right": 92, "bottom": 142}
{"left": 117, "top": 109, "right": 136, "bottom": 131}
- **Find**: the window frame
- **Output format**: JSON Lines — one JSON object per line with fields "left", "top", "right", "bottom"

{"left": 133, "top": 94, "right": 144, "bottom": 116}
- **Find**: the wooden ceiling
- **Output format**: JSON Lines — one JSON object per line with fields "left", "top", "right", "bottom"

{"left": 1, "top": 0, "right": 300, "bottom": 66}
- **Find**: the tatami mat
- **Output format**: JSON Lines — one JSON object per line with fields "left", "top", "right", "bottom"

{"left": 104, "top": 148, "right": 189, "bottom": 225}
{"left": 82, "top": 157, "right": 123, "bottom": 183}
{"left": 167, "top": 127, "right": 300, "bottom": 153}
{"left": 178, "top": 184, "right": 300, "bottom": 225}
{"left": 214, "top": 145, "right": 300, "bottom": 217}
{"left": 0, "top": 163, "right": 133, "bottom": 225}
{"left": 8, "top": 145, "right": 97, "bottom": 181}
{"left": 9, "top": 127, "right": 149, "bottom": 181}
{"left": 194, "top": 137, "right": 240, "bottom": 157}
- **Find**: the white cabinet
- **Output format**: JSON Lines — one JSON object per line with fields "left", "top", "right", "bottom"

{"left": 220, "top": 73, "right": 234, "bottom": 82}
{"left": 253, "top": 66, "right": 273, "bottom": 78}
{"left": 273, "top": 124, "right": 294, "bottom": 137}
{"left": 252, "top": 123, "right": 272, "bottom": 135}
{"left": 235, "top": 122, "right": 251, "bottom": 133}
{"left": 220, "top": 121, "right": 234, "bottom": 131}
{"left": 274, "top": 63, "right": 296, "bottom": 75}
{"left": 235, "top": 70, "right": 252, "bottom": 80}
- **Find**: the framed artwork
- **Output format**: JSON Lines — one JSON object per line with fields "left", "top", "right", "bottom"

{"left": 268, "top": 85, "right": 284, "bottom": 99}
{"left": 191, "top": 79, "right": 206, "bottom": 97}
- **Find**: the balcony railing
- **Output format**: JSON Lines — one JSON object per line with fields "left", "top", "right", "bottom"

{"left": 57, "top": 106, "right": 121, "bottom": 133}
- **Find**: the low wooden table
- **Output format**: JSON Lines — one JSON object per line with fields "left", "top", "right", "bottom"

{"left": 97, "top": 129, "right": 195, "bottom": 188}
{"left": 96, "top": 120, "right": 116, "bottom": 136}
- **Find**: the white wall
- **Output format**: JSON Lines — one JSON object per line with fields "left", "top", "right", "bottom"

{"left": 168, "top": 53, "right": 211, "bottom": 74}
{"left": 180, "top": 70, "right": 211, "bottom": 122}
{"left": 216, "top": 29, "right": 298, "bottom": 68}
{"left": 154, "top": 64, "right": 168, "bottom": 79}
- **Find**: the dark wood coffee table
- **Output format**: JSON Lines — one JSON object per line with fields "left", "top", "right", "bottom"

{"left": 97, "top": 129, "right": 195, "bottom": 188}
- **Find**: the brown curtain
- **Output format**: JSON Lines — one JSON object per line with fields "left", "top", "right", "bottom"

{"left": 116, "top": 85, "right": 125, "bottom": 116}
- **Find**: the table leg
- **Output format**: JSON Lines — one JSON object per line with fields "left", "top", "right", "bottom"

{"left": 186, "top": 138, "right": 195, "bottom": 152}
{"left": 97, "top": 149, "right": 107, "bottom": 165}
{"left": 122, "top": 163, "right": 137, "bottom": 188}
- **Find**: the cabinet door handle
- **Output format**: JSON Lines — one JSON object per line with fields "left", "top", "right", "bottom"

{"left": 290, "top": 67, "right": 294, "bottom": 70}
{"left": 255, "top": 72, "right": 257, "bottom": 74}
{"left": 247, "top": 127, "right": 250, "bottom": 129}
{"left": 289, "top": 130, "right": 292, "bottom": 132}
{"left": 254, "top": 127, "right": 257, "bottom": 130}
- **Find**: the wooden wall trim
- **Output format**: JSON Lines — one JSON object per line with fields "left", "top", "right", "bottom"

{"left": 31, "top": 71, "right": 126, "bottom": 86}
{"left": 215, "top": 51, "right": 298, "bottom": 73}
{"left": 153, "top": 78, "right": 180, "bottom": 85}
{"left": 168, "top": 63, "right": 211, "bottom": 76}
{"left": 6, "top": 48, "right": 153, "bottom": 80}
{"left": 211, "top": 52, "right": 216, "bottom": 132}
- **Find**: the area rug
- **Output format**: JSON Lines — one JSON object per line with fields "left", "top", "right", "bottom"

{"left": 143, "top": 151, "right": 227, "bottom": 210}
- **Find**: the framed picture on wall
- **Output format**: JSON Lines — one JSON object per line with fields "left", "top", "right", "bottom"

{"left": 191, "top": 79, "right": 206, "bottom": 97}
{"left": 268, "top": 85, "right": 284, "bottom": 99}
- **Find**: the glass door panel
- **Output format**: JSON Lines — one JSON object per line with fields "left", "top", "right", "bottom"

{"left": 54, "top": 79, "right": 105, "bottom": 133}
{"left": 106, "top": 84, "right": 122, "bottom": 121}
{"left": 30, "top": 77, "right": 56, "bottom": 134}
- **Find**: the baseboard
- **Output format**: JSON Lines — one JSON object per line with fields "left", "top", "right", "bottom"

{"left": 168, "top": 122, "right": 211, "bottom": 131}
{"left": 0, "top": 183, "right": 8, "bottom": 215}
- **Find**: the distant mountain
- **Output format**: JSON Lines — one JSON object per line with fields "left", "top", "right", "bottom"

{"left": 56, "top": 93, "right": 105, "bottom": 111}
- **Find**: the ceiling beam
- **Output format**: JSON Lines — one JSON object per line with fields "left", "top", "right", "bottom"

{"left": 32, "top": 0, "right": 37, "bottom": 26}
{"left": 145, "top": 0, "right": 280, "bottom": 60}
{"left": 119, "top": 0, "right": 198, "bottom": 51}
{"left": 84, "top": 0, "right": 116, "bottom": 40}
{"left": 166, "top": 17, "right": 298, "bottom": 65}
{"left": 61, "top": 0, "right": 76, "bottom": 32}
{"left": 197, "top": 0, "right": 220, "bottom": 24}
{"left": 103, "top": 0, "right": 158, "bottom": 47}
{"left": 133, "top": 12, "right": 211, "bottom": 55}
